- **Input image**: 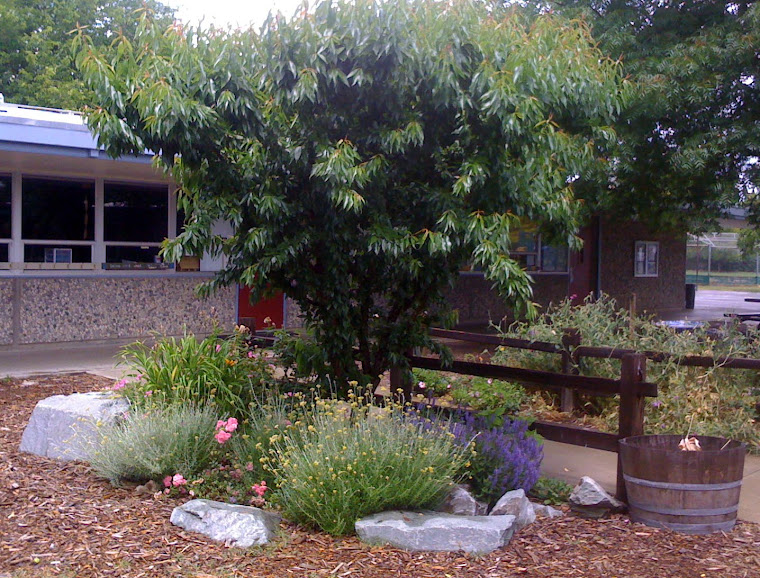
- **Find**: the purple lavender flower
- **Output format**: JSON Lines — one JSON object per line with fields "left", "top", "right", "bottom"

{"left": 449, "top": 412, "right": 543, "bottom": 506}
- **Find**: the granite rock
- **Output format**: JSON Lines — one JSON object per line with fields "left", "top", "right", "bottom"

{"left": 355, "top": 511, "right": 516, "bottom": 553}
{"left": 170, "top": 499, "right": 281, "bottom": 548}
{"left": 19, "top": 391, "right": 129, "bottom": 461}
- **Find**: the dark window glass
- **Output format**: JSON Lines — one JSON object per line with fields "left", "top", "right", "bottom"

{"left": 106, "top": 245, "right": 161, "bottom": 264}
{"left": 24, "top": 244, "right": 91, "bottom": 263}
{"left": 104, "top": 182, "right": 168, "bottom": 242}
{"left": 541, "top": 244, "right": 569, "bottom": 273}
{"left": 22, "top": 177, "right": 95, "bottom": 240}
{"left": 0, "top": 175, "right": 10, "bottom": 239}
{"left": 0, "top": 243, "right": 8, "bottom": 262}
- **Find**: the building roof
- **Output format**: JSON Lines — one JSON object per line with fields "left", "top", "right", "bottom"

{"left": 0, "top": 99, "right": 151, "bottom": 163}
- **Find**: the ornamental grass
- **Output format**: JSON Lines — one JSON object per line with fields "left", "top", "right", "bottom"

{"left": 269, "top": 392, "right": 470, "bottom": 535}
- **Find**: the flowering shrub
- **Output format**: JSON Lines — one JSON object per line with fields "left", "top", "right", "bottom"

{"left": 117, "top": 326, "right": 278, "bottom": 418}
{"left": 270, "top": 393, "right": 469, "bottom": 535}
{"left": 450, "top": 412, "right": 543, "bottom": 507}
{"left": 87, "top": 405, "right": 222, "bottom": 485}
{"left": 412, "top": 369, "right": 525, "bottom": 423}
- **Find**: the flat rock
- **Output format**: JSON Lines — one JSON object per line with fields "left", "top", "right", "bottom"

{"left": 355, "top": 511, "right": 516, "bottom": 553}
{"left": 489, "top": 489, "right": 536, "bottom": 530}
{"left": 569, "top": 476, "right": 625, "bottom": 518}
{"left": 533, "top": 504, "right": 565, "bottom": 519}
{"left": 170, "top": 499, "right": 281, "bottom": 548}
{"left": 19, "top": 391, "right": 129, "bottom": 461}
{"left": 437, "top": 485, "right": 488, "bottom": 516}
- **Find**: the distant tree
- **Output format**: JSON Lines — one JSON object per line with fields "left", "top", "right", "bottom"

{"left": 537, "top": 1, "right": 760, "bottom": 232}
{"left": 75, "top": 0, "right": 627, "bottom": 387}
{"left": 0, "top": 0, "right": 175, "bottom": 109}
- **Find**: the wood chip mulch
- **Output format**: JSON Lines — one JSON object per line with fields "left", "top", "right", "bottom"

{"left": 2, "top": 373, "right": 760, "bottom": 578}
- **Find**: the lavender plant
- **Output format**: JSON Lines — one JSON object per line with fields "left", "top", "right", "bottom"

{"left": 451, "top": 413, "right": 543, "bottom": 506}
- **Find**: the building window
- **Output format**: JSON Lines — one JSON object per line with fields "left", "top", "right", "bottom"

{"left": 104, "top": 181, "right": 169, "bottom": 267}
{"left": 22, "top": 177, "right": 95, "bottom": 241}
{"left": 634, "top": 241, "right": 659, "bottom": 277}
{"left": 510, "top": 225, "right": 569, "bottom": 273}
{"left": 22, "top": 177, "right": 95, "bottom": 263}
{"left": 0, "top": 174, "right": 10, "bottom": 262}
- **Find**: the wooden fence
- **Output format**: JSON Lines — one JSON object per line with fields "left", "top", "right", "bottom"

{"left": 390, "top": 328, "right": 666, "bottom": 500}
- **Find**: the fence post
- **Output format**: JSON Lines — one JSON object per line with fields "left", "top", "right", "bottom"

{"left": 617, "top": 353, "right": 647, "bottom": 501}
{"left": 389, "top": 349, "right": 414, "bottom": 402}
{"left": 560, "top": 328, "right": 581, "bottom": 413}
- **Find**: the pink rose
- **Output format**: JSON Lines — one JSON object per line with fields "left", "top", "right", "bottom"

{"left": 172, "top": 474, "right": 187, "bottom": 487}
{"left": 216, "top": 420, "right": 226, "bottom": 431}
{"left": 163, "top": 475, "right": 172, "bottom": 488}
{"left": 224, "top": 418, "right": 238, "bottom": 432}
{"left": 252, "top": 481, "right": 268, "bottom": 497}
{"left": 215, "top": 430, "right": 232, "bottom": 444}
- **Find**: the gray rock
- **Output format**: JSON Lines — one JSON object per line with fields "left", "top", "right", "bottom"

{"left": 489, "top": 489, "right": 536, "bottom": 530}
{"left": 568, "top": 476, "right": 625, "bottom": 518}
{"left": 170, "top": 499, "right": 281, "bottom": 548}
{"left": 355, "top": 511, "right": 516, "bottom": 553}
{"left": 533, "top": 504, "right": 565, "bottom": 519}
{"left": 19, "top": 391, "right": 129, "bottom": 461}
{"left": 437, "top": 485, "right": 488, "bottom": 516}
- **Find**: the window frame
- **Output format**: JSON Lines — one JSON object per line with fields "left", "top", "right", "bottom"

{"left": 634, "top": 241, "right": 659, "bottom": 278}
{"left": 0, "top": 173, "right": 184, "bottom": 272}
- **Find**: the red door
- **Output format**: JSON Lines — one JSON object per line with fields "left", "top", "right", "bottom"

{"left": 237, "top": 286, "right": 284, "bottom": 330}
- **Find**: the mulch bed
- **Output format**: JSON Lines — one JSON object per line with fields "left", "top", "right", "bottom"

{"left": 2, "top": 374, "right": 760, "bottom": 578}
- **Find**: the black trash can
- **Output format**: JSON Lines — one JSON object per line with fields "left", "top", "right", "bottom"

{"left": 685, "top": 283, "right": 696, "bottom": 309}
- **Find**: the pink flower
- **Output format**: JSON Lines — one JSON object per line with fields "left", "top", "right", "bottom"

{"left": 215, "top": 344, "right": 222, "bottom": 353}
{"left": 215, "top": 430, "right": 232, "bottom": 444}
{"left": 216, "top": 420, "right": 226, "bottom": 431}
{"left": 163, "top": 475, "right": 172, "bottom": 488}
{"left": 247, "top": 351, "right": 255, "bottom": 358}
{"left": 224, "top": 418, "right": 238, "bottom": 432}
{"left": 417, "top": 381, "right": 426, "bottom": 389}
{"left": 144, "top": 390, "right": 153, "bottom": 397}
{"left": 172, "top": 474, "right": 187, "bottom": 487}
{"left": 112, "top": 378, "right": 128, "bottom": 391}
{"left": 252, "top": 481, "right": 268, "bottom": 497}
{"left": 245, "top": 462, "right": 254, "bottom": 471}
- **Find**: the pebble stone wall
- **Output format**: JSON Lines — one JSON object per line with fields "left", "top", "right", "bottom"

{"left": 0, "top": 275, "right": 236, "bottom": 346}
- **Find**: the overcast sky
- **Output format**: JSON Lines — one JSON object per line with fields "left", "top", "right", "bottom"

{"left": 168, "top": 0, "right": 306, "bottom": 29}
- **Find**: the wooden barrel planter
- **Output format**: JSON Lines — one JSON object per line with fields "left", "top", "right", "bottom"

{"left": 619, "top": 435, "right": 746, "bottom": 534}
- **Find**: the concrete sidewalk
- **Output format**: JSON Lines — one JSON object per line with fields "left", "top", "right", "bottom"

{"left": 0, "top": 341, "right": 125, "bottom": 380}
{"left": 541, "top": 440, "right": 760, "bottom": 524}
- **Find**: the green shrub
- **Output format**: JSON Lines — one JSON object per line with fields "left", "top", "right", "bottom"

{"left": 493, "top": 295, "right": 760, "bottom": 451}
{"left": 528, "top": 476, "right": 573, "bottom": 506}
{"left": 87, "top": 404, "right": 221, "bottom": 485}
{"left": 117, "top": 327, "right": 277, "bottom": 418}
{"left": 228, "top": 390, "right": 299, "bottom": 490}
{"left": 412, "top": 368, "right": 526, "bottom": 423}
{"left": 270, "top": 394, "right": 469, "bottom": 535}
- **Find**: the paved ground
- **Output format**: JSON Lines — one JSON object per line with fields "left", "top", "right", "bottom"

{"left": 660, "top": 288, "right": 760, "bottom": 322}
{"left": 2, "top": 289, "right": 760, "bottom": 523}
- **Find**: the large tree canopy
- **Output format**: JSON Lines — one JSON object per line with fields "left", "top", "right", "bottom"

{"left": 540, "top": 1, "right": 760, "bottom": 232}
{"left": 75, "top": 0, "right": 627, "bottom": 385}
{"left": 0, "top": 0, "right": 174, "bottom": 109}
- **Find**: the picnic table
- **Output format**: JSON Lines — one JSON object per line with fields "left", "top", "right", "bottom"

{"left": 724, "top": 298, "right": 760, "bottom": 322}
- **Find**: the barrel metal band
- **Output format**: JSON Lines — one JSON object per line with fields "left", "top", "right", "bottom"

{"left": 623, "top": 474, "right": 743, "bottom": 491}
{"left": 630, "top": 503, "right": 739, "bottom": 516}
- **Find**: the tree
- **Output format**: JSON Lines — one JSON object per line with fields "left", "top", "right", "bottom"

{"left": 74, "top": 0, "right": 627, "bottom": 387}
{"left": 0, "top": 0, "right": 175, "bottom": 109}
{"left": 538, "top": 1, "right": 760, "bottom": 232}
